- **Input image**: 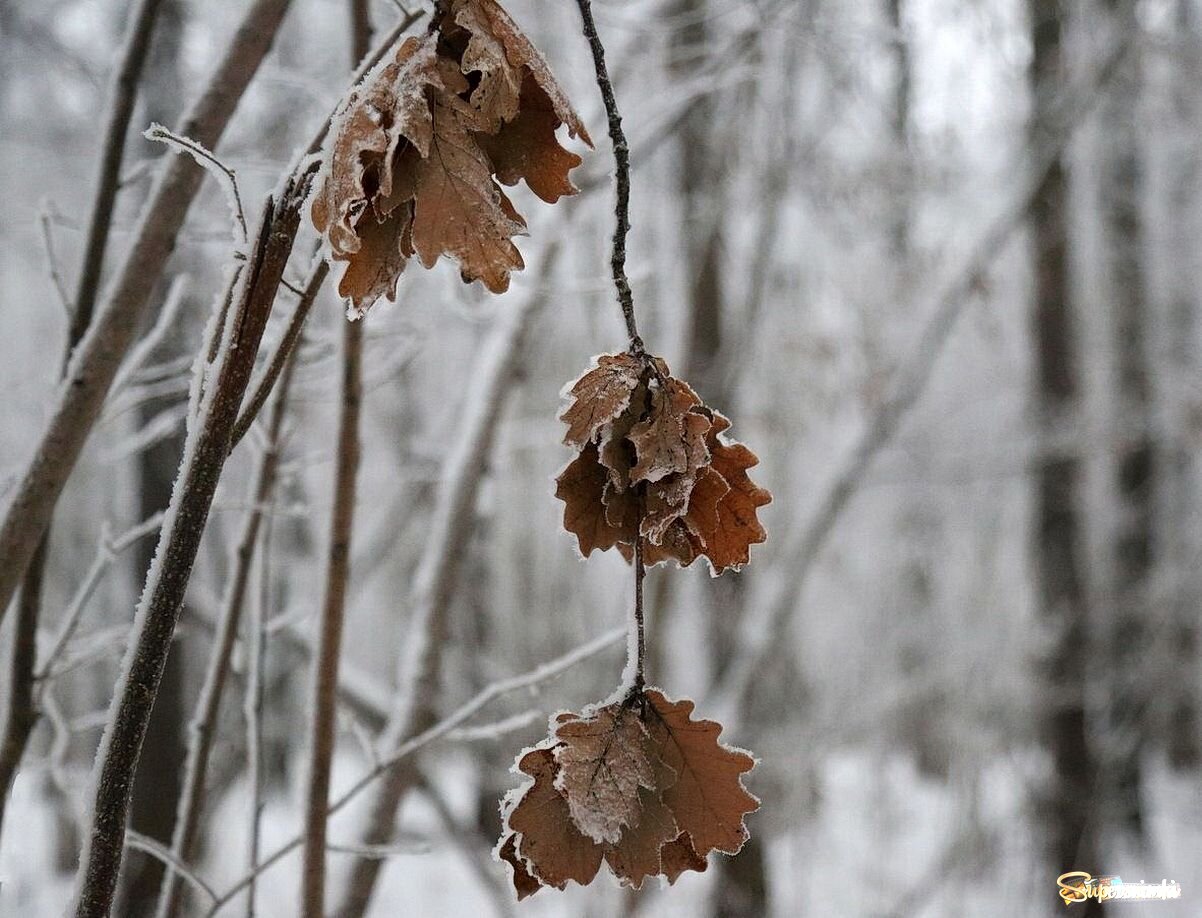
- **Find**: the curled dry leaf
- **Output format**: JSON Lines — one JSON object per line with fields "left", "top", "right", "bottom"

{"left": 554, "top": 352, "right": 771, "bottom": 574}
{"left": 311, "top": 0, "right": 592, "bottom": 315}
{"left": 497, "top": 688, "right": 757, "bottom": 899}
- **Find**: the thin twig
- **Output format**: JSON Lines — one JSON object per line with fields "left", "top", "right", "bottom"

{"left": 205, "top": 627, "right": 626, "bottom": 915}
{"left": 35, "top": 513, "right": 167, "bottom": 683}
{"left": 127, "top": 831, "right": 219, "bottom": 906}
{"left": 231, "top": 259, "right": 328, "bottom": 451}
{"left": 301, "top": 6, "right": 370, "bottom": 910}
{"left": 572, "top": 0, "right": 642, "bottom": 353}
{"left": 38, "top": 203, "right": 73, "bottom": 317}
{"left": 144, "top": 123, "right": 249, "bottom": 244}
{"left": 70, "top": 0, "right": 167, "bottom": 344}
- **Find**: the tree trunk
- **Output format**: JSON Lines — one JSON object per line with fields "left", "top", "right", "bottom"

{"left": 1101, "top": 0, "right": 1151, "bottom": 843}
{"left": 1029, "top": 1, "right": 1099, "bottom": 902}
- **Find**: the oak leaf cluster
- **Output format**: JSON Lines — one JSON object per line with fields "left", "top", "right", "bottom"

{"left": 497, "top": 689, "right": 757, "bottom": 897}
{"left": 555, "top": 352, "right": 772, "bottom": 573}
{"left": 311, "top": 0, "right": 592, "bottom": 314}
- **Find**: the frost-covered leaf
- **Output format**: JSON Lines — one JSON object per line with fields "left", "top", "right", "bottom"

{"left": 555, "top": 443, "right": 636, "bottom": 556}
{"left": 559, "top": 352, "right": 644, "bottom": 450}
{"left": 554, "top": 704, "right": 655, "bottom": 844}
{"left": 311, "top": 1, "right": 589, "bottom": 313}
{"left": 642, "top": 690, "right": 759, "bottom": 856}
{"left": 554, "top": 353, "right": 770, "bottom": 574}
{"left": 497, "top": 690, "right": 756, "bottom": 898}
{"left": 628, "top": 378, "right": 709, "bottom": 484}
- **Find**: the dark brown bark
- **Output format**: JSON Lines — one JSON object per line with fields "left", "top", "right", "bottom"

{"left": 0, "top": 538, "right": 45, "bottom": 831}
{"left": 70, "top": 174, "right": 312, "bottom": 918}
{"left": 1028, "top": 0, "right": 1098, "bottom": 898}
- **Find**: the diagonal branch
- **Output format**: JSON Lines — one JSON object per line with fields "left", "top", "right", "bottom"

{"left": 71, "top": 173, "right": 313, "bottom": 918}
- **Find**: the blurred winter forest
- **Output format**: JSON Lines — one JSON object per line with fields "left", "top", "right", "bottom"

{"left": 3, "top": 0, "right": 1202, "bottom": 914}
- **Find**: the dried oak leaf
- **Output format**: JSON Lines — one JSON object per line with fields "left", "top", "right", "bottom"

{"left": 554, "top": 705, "right": 656, "bottom": 844}
{"left": 559, "top": 352, "right": 644, "bottom": 450}
{"left": 498, "top": 691, "right": 757, "bottom": 899}
{"left": 504, "top": 747, "right": 603, "bottom": 892}
{"left": 311, "top": 37, "right": 441, "bottom": 311}
{"left": 629, "top": 378, "right": 710, "bottom": 484}
{"left": 555, "top": 352, "right": 770, "bottom": 573}
{"left": 642, "top": 690, "right": 758, "bottom": 857}
{"left": 556, "top": 442, "right": 637, "bottom": 557}
{"left": 407, "top": 59, "right": 527, "bottom": 295}
{"left": 312, "top": 1, "right": 589, "bottom": 312}
{"left": 697, "top": 412, "right": 772, "bottom": 572}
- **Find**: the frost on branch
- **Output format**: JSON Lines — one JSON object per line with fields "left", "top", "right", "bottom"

{"left": 310, "top": 0, "right": 592, "bottom": 315}
{"left": 555, "top": 352, "right": 772, "bottom": 574}
{"left": 496, "top": 689, "right": 757, "bottom": 899}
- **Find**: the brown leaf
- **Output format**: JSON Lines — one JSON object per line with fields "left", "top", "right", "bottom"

{"left": 603, "top": 787, "right": 678, "bottom": 889}
{"left": 642, "top": 473, "right": 696, "bottom": 546}
{"left": 479, "top": 78, "right": 585, "bottom": 204}
{"left": 448, "top": 0, "right": 593, "bottom": 144}
{"left": 703, "top": 434, "right": 772, "bottom": 573}
{"left": 499, "top": 690, "right": 755, "bottom": 896}
{"left": 598, "top": 383, "right": 644, "bottom": 490}
{"left": 629, "top": 378, "right": 710, "bottom": 484}
{"left": 643, "top": 690, "right": 758, "bottom": 857}
{"left": 408, "top": 61, "right": 526, "bottom": 294}
{"left": 498, "top": 834, "right": 542, "bottom": 900}
{"left": 556, "top": 443, "right": 635, "bottom": 557}
{"left": 506, "top": 748, "right": 603, "bottom": 890}
{"left": 331, "top": 202, "right": 415, "bottom": 311}
{"left": 658, "top": 832, "right": 708, "bottom": 884}
{"left": 681, "top": 466, "right": 730, "bottom": 548}
{"left": 312, "top": 7, "right": 588, "bottom": 312}
{"left": 560, "top": 353, "right": 644, "bottom": 449}
{"left": 554, "top": 705, "right": 655, "bottom": 843}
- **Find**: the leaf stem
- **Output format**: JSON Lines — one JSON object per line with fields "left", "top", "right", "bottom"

{"left": 633, "top": 518, "right": 646, "bottom": 691}
{"left": 572, "top": 0, "right": 642, "bottom": 355}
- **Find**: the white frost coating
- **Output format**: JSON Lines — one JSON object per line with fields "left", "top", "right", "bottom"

{"left": 143, "top": 123, "right": 247, "bottom": 250}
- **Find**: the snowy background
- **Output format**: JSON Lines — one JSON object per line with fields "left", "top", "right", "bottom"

{"left": 3, "top": 0, "right": 1202, "bottom": 915}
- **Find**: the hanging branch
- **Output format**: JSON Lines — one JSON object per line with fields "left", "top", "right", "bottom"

{"left": 572, "top": 0, "right": 651, "bottom": 689}
{"left": 301, "top": 6, "right": 371, "bottom": 913}
{"left": 70, "top": 172, "right": 313, "bottom": 918}
{"left": 573, "top": 0, "right": 641, "bottom": 354}
{"left": 154, "top": 341, "right": 303, "bottom": 918}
